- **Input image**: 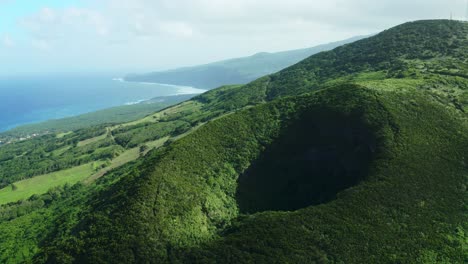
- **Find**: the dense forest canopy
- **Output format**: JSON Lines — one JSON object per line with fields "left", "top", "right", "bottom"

{"left": 0, "top": 20, "right": 467, "bottom": 263}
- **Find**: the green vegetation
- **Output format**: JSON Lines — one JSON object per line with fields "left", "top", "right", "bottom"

{"left": 0, "top": 126, "right": 122, "bottom": 188}
{"left": 0, "top": 162, "right": 102, "bottom": 205}
{"left": 83, "top": 151, "right": 138, "bottom": 184}
{"left": 56, "top": 131, "right": 73, "bottom": 138}
{"left": 76, "top": 132, "right": 108, "bottom": 147}
{"left": 125, "top": 36, "right": 367, "bottom": 89}
{"left": 0, "top": 99, "right": 207, "bottom": 189}
{"left": 184, "top": 86, "right": 467, "bottom": 263}
{"left": 0, "top": 136, "right": 171, "bottom": 206}
{"left": 0, "top": 20, "right": 467, "bottom": 263}
{"left": 0, "top": 94, "right": 194, "bottom": 140}
{"left": 0, "top": 183, "right": 92, "bottom": 263}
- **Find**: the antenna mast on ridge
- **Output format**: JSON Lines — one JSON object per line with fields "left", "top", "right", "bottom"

{"left": 465, "top": 0, "right": 468, "bottom": 21}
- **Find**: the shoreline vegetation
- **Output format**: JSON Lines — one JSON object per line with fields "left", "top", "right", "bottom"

{"left": 0, "top": 91, "right": 199, "bottom": 145}
{"left": 1, "top": 35, "right": 367, "bottom": 146}
{"left": 0, "top": 20, "right": 466, "bottom": 263}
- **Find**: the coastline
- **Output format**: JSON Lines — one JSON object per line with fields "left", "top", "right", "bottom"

{"left": 114, "top": 78, "right": 208, "bottom": 96}
{"left": 0, "top": 93, "right": 197, "bottom": 144}
{"left": 0, "top": 77, "right": 207, "bottom": 135}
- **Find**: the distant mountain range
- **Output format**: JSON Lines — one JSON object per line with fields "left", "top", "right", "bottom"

{"left": 124, "top": 35, "right": 368, "bottom": 89}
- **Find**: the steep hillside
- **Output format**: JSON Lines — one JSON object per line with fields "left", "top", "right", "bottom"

{"left": 0, "top": 20, "right": 467, "bottom": 263}
{"left": 185, "top": 85, "right": 467, "bottom": 263}
{"left": 37, "top": 84, "right": 467, "bottom": 263}
{"left": 125, "top": 36, "right": 366, "bottom": 89}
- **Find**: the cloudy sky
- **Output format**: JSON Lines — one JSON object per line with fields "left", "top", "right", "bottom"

{"left": 0, "top": 0, "right": 467, "bottom": 76}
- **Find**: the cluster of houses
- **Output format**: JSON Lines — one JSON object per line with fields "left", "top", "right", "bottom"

{"left": 0, "top": 133, "right": 42, "bottom": 146}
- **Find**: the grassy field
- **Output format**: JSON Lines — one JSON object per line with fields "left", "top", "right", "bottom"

{"left": 84, "top": 148, "right": 140, "bottom": 184}
{"left": 51, "top": 146, "right": 72, "bottom": 156}
{"left": 144, "top": 136, "right": 170, "bottom": 150}
{"left": 0, "top": 135, "right": 172, "bottom": 203}
{"left": 77, "top": 133, "right": 108, "bottom": 147}
{"left": 0, "top": 162, "right": 103, "bottom": 205}
{"left": 112, "top": 101, "right": 203, "bottom": 130}
{"left": 56, "top": 131, "right": 73, "bottom": 138}
{"left": 0, "top": 20, "right": 466, "bottom": 263}
{"left": 86, "top": 137, "right": 170, "bottom": 183}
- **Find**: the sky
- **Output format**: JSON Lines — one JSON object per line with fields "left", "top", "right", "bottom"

{"left": 0, "top": 0, "right": 467, "bottom": 76}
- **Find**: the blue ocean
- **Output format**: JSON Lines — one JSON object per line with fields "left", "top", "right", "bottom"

{"left": 0, "top": 74, "right": 205, "bottom": 132}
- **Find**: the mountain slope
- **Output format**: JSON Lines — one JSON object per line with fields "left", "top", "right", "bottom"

{"left": 38, "top": 84, "right": 468, "bottom": 263}
{"left": 124, "top": 36, "right": 367, "bottom": 89}
{"left": 194, "top": 19, "right": 468, "bottom": 111}
{"left": 0, "top": 20, "right": 467, "bottom": 263}
{"left": 185, "top": 85, "right": 467, "bottom": 263}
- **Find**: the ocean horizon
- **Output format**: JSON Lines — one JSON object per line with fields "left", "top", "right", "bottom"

{"left": 0, "top": 74, "right": 206, "bottom": 132}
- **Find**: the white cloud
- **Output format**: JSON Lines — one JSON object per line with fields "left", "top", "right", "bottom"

{"left": 20, "top": 7, "right": 110, "bottom": 39}
{"left": 25, "top": 0, "right": 455, "bottom": 46}
{"left": 95, "top": 0, "right": 468, "bottom": 46}
{"left": 2, "top": 34, "right": 14, "bottom": 47}
{"left": 159, "top": 22, "right": 194, "bottom": 38}
{"left": 38, "top": 7, "right": 56, "bottom": 22}
{"left": 31, "top": 39, "right": 51, "bottom": 51}
{"left": 104, "top": 0, "right": 465, "bottom": 31}
{"left": 5, "top": 0, "right": 467, "bottom": 75}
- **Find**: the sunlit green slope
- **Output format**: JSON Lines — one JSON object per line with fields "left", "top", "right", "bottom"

{"left": 0, "top": 20, "right": 466, "bottom": 264}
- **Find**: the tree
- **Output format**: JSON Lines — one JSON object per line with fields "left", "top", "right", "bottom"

{"left": 139, "top": 145, "right": 149, "bottom": 156}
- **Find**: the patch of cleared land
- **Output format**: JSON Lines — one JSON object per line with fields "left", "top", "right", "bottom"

{"left": 111, "top": 101, "right": 203, "bottom": 130}
{"left": 0, "top": 162, "right": 103, "bottom": 205}
{"left": 0, "top": 101, "right": 203, "bottom": 204}
{"left": 85, "top": 137, "right": 170, "bottom": 183}
{"left": 77, "top": 133, "right": 108, "bottom": 147}
{"left": 56, "top": 131, "right": 73, "bottom": 138}
{"left": 51, "top": 146, "right": 72, "bottom": 156}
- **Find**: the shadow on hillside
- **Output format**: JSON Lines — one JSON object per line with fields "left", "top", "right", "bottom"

{"left": 236, "top": 109, "right": 378, "bottom": 213}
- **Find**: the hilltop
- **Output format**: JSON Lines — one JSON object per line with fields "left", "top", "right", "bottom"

{"left": 0, "top": 20, "right": 467, "bottom": 263}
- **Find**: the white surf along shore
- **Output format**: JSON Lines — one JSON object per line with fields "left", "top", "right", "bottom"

{"left": 112, "top": 78, "right": 207, "bottom": 96}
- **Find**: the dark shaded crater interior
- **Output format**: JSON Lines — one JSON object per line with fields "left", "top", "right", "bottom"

{"left": 236, "top": 110, "right": 377, "bottom": 213}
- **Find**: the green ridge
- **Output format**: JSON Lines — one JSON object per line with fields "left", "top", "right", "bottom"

{"left": 0, "top": 20, "right": 467, "bottom": 263}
